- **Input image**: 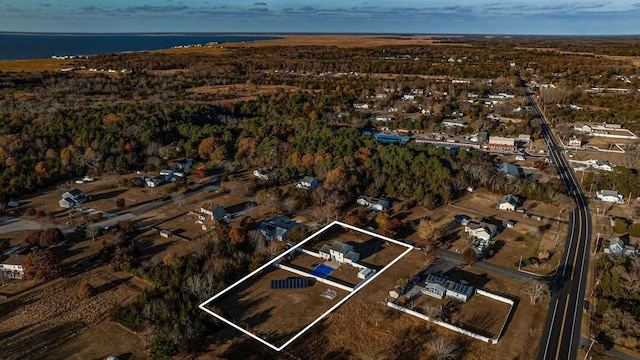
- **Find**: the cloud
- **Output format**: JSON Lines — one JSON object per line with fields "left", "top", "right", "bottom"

{"left": 124, "top": 4, "right": 188, "bottom": 13}
{"left": 299, "top": 6, "right": 315, "bottom": 12}
{"left": 38, "top": 3, "right": 52, "bottom": 6}
{"left": 254, "top": 2, "right": 267, "bottom": 5}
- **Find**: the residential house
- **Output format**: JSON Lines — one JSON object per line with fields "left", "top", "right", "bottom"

{"left": 593, "top": 160, "right": 613, "bottom": 171}
{"left": 257, "top": 215, "right": 304, "bottom": 241}
{"left": 0, "top": 254, "right": 26, "bottom": 279}
{"left": 518, "top": 134, "right": 532, "bottom": 142}
{"left": 174, "top": 158, "right": 194, "bottom": 171}
{"left": 441, "top": 118, "right": 468, "bottom": 128}
{"left": 423, "top": 274, "right": 474, "bottom": 302}
{"left": 62, "top": 189, "right": 86, "bottom": 203}
{"left": 464, "top": 221, "right": 497, "bottom": 241}
{"left": 604, "top": 237, "right": 635, "bottom": 256}
{"left": 59, "top": 197, "right": 76, "bottom": 209}
{"left": 375, "top": 114, "right": 395, "bottom": 122}
{"left": 357, "top": 195, "right": 390, "bottom": 211}
{"left": 574, "top": 124, "right": 593, "bottom": 134}
{"left": 296, "top": 176, "right": 320, "bottom": 190}
{"left": 59, "top": 188, "right": 86, "bottom": 208}
{"left": 498, "top": 163, "right": 522, "bottom": 178}
{"left": 422, "top": 283, "right": 446, "bottom": 299}
{"left": 446, "top": 281, "right": 475, "bottom": 302}
{"left": 253, "top": 168, "right": 275, "bottom": 180}
{"left": 498, "top": 194, "right": 519, "bottom": 212}
{"left": 319, "top": 241, "right": 360, "bottom": 264}
{"left": 200, "top": 203, "right": 226, "bottom": 221}
{"left": 402, "top": 94, "right": 415, "bottom": 101}
{"left": 603, "top": 122, "right": 622, "bottom": 129}
{"left": 568, "top": 136, "right": 582, "bottom": 147}
{"left": 146, "top": 175, "right": 168, "bottom": 188}
{"left": 596, "top": 190, "right": 624, "bottom": 203}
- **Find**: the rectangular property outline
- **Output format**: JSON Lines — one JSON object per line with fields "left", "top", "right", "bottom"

{"left": 199, "top": 220, "right": 414, "bottom": 351}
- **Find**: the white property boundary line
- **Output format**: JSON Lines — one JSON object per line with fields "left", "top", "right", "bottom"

{"left": 199, "top": 220, "right": 414, "bottom": 351}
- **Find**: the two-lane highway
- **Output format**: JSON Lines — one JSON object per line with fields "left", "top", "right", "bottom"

{"left": 523, "top": 85, "right": 593, "bottom": 360}
{"left": 526, "top": 86, "right": 591, "bottom": 360}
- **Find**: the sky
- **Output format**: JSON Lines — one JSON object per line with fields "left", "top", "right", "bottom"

{"left": 1, "top": 0, "right": 640, "bottom": 35}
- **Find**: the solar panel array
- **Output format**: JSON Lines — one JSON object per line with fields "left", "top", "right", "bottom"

{"left": 271, "top": 278, "right": 309, "bottom": 289}
{"left": 448, "top": 281, "right": 473, "bottom": 295}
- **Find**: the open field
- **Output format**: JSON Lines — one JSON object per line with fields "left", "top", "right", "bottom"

{"left": 0, "top": 58, "right": 78, "bottom": 72}
{"left": 0, "top": 266, "right": 144, "bottom": 360}
{"left": 202, "top": 222, "right": 414, "bottom": 350}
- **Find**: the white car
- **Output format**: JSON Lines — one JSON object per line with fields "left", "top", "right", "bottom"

{"left": 7, "top": 201, "right": 19, "bottom": 207}
{"left": 75, "top": 180, "right": 84, "bottom": 184}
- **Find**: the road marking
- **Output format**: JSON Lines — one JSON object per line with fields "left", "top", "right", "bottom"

{"left": 563, "top": 210, "right": 576, "bottom": 277}
{"left": 569, "top": 219, "right": 590, "bottom": 359}
{"left": 571, "top": 209, "right": 584, "bottom": 280}
{"left": 543, "top": 298, "right": 560, "bottom": 360}
{"left": 556, "top": 295, "right": 571, "bottom": 360}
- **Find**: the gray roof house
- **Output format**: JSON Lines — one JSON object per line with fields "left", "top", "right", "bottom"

{"left": 319, "top": 241, "right": 360, "bottom": 264}
{"left": 200, "top": 203, "right": 226, "bottom": 221}
{"left": 423, "top": 274, "right": 474, "bottom": 302}
{"left": 257, "top": 215, "right": 304, "bottom": 241}
{"left": 59, "top": 188, "right": 86, "bottom": 208}
{"left": 357, "top": 195, "right": 390, "bottom": 211}
{"left": 604, "top": 237, "right": 636, "bottom": 257}
{"left": 498, "top": 194, "right": 519, "bottom": 211}
{"left": 498, "top": 163, "right": 522, "bottom": 177}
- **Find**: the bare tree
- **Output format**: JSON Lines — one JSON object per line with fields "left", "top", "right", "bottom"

{"left": 427, "top": 336, "right": 460, "bottom": 360}
{"left": 283, "top": 197, "right": 297, "bottom": 214}
{"left": 174, "top": 189, "right": 185, "bottom": 208}
{"left": 524, "top": 279, "right": 550, "bottom": 304}
{"left": 86, "top": 223, "right": 99, "bottom": 241}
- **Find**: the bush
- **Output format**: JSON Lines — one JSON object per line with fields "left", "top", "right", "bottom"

{"left": 116, "top": 197, "right": 126, "bottom": 208}
{"left": 77, "top": 281, "right": 95, "bottom": 298}
{"left": 628, "top": 223, "right": 640, "bottom": 238}
{"left": 613, "top": 218, "right": 628, "bottom": 234}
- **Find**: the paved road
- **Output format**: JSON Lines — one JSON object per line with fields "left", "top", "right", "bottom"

{"left": 434, "top": 249, "right": 541, "bottom": 282}
{"left": 522, "top": 77, "right": 594, "bottom": 360}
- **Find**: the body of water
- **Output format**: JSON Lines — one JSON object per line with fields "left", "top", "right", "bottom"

{"left": 0, "top": 33, "right": 279, "bottom": 60}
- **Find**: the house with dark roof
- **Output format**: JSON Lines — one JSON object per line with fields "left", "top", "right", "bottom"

{"left": 59, "top": 188, "right": 86, "bottom": 208}
{"left": 498, "top": 194, "right": 519, "bottom": 211}
{"left": 319, "top": 241, "right": 360, "bottom": 264}
{"left": 257, "top": 215, "right": 304, "bottom": 241}
{"left": 296, "top": 176, "right": 319, "bottom": 190}
{"left": 464, "top": 221, "right": 497, "bottom": 241}
{"left": 423, "top": 274, "right": 474, "bottom": 302}
{"left": 200, "top": 203, "right": 226, "bottom": 221}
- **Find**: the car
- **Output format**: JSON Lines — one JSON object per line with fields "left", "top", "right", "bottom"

{"left": 75, "top": 180, "right": 84, "bottom": 184}
{"left": 7, "top": 201, "right": 19, "bottom": 207}
{"left": 535, "top": 216, "right": 543, "bottom": 221}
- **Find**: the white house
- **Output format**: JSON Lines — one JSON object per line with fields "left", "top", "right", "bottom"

{"left": 146, "top": 175, "right": 167, "bottom": 188}
{"left": 596, "top": 190, "right": 624, "bottom": 203}
{"left": 0, "top": 254, "right": 27, "bottom": 279}
{"left": 593, "top": 160, "right": 613, "bottom": 171}
{"left": 200, "top": 203, "right": 226, "bottom": 221}
{"left": 422, "top": 283, "right": 446, "bottom": 300}
{"left": 424, "top": 274, "right": 474, "bottom": 302}
{"left": 464, "top": 221, "right": 497, "bottom": 241}
{"left": 253, "top": 168, "right": 274, "bottom": 180}
{"left": 498, "top": 194, "right": 519, "bottom": 211}
{"left": 356, "top": 195, "right": 390, "bottom": 211}
{"left": 59, "top": 188, "right": 86, "bottom": 208}
{"left": 319, "top": 241, "right": 360, "bottom": 264}
{"left": 296, "top": 176, "right": 319, "bottom": 190}
{"left": 574, "top": 124, "right": 593, "bottom": 134}
{"left": 604, "top": 238, "right": 636, "bottom": 256}
{"left": 62, "top": 189, "right": 86, "bottom": 203}
{"left": 568, "top": 136, "right": 582, "bottom": 147}
{"left": 402, "top": 94, "right": 416, "bottom": 101}
{"left": 59, "top": 197, "right": 76, "bottom": 209}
